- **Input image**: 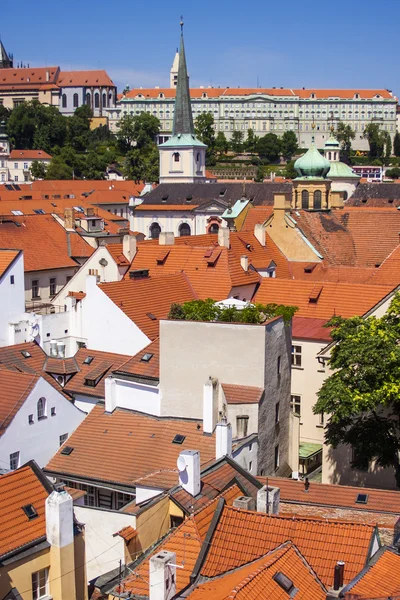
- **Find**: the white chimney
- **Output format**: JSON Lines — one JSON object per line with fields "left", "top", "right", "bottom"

{"left": 56, "top": 342, "right": 65, "bottom": 358}
{"left": 218, "top": 227, "right": 230, "bottom": 248}
{"left": 257, "top": 485, "right": 280, "bottom": 514}
{"left": 46, "top": 490, "right": 74, "bottom": 548}
{"left": 203, "top": 377, "right": 217, "bottom": 434}
{"left": 177, "top": 450, "right": 201, "bottom": 497}
{"left": 122, "top": 234, "right": 137, "bottom": 262}
{"left": 46, "top": 70, "right": 50, "bottom": 82}
{"left": 159, "top": 232, "right": 174, "bottom": 246}
{"left": 254, "top": 224, "right": 266, "bottom": 247}
{"left": 104, "top": 377, "right": 117, "bottom": 413}
{"left": 50, "top": 339, "right": 58, "bottom": 357}
{"left": 149, "top": 550, "right": 176, "bottom": 600}
{"left": 240, "top": 255, "right": 249, "bottom": 272}
{"left": 216, "top": 420, "right": 232, "bottom": 459}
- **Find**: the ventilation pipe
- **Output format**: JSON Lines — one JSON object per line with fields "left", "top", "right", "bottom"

{"left": 203, "top": 377, "right": 217, "bottom": 434}
{"left": 56, "top": 342, "right": 65, "bottom": 358}
{"left": 333, "top": 561, "right": 345, "bottom": 591}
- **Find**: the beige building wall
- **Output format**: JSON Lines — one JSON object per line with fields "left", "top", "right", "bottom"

{"left": 25, "top": 267, "right": 79, "bottom": 309}
{"left": 159, "top": 145, "right": 206, "bottom": 184}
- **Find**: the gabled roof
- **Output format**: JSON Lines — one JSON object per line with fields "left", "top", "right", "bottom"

{"left": 45, "top": 403, "right": 217, "bottom": 489}
{"left": 0, "top": 462, "right": 51, "bottom": 560}
{"left": 99, "top": 272, "right": 197, "bottom": 339}
{"left": 0, "top": 249, "right": 20, "bottom": 278}
{"left": 114, "top": 339, "right": 160, "bottom": 381}
{"left": 104, "top": 243, "right": 130, "bottom": 266}
{"left": 0, "top": 67, "right": 59, "bottom": 89}
{"left": 9, "top": 150, "right": 52, "bottom": 160}
{"left": 43, "top": 356, "right": 79, "bottom": 376}
{"left": 0, "top": 370, "right": 38, "bottom": 436}
{"left": 255, "top": 278, "right": 395, "bottom": 319}
{"left": 0, "top": 215, "right": 93, "bottom": 271}
{"left": 349, "top": 182, "right": 400, "bottom": 207}
{"left": 201, "top": 505, "right": 377, "bottom": 587}
{"left": 342, "top": 547, "right": 400, "bottom": 599}
{"left": 221, "top": 383, "right": 264, "bottom": 405}
{"left": 292, "top": 316, "right": 332, "bottom": 341}
{"left": 57, "top": 70, "right": 115, "bottom": 87}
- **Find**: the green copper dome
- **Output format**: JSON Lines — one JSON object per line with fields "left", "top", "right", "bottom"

{"left": 324, "top": 134, "right": 340, "bottom": 151}
{"left": 294, "top": 138, "right": 331, "bottom": 178}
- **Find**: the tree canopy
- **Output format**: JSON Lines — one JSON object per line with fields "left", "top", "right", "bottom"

{"left": 280, "top": 131, "right": 298, "bottom": 161}
{"left": 313, "top": 294, "right": 400, "bottom": 487}
{"left": 363, "top": 124, "right": 391, "bottom": 162}
{"left": 336, "top": 122, "right": 355, "bottom": 164}
{"left": 257, "top": 133, "right": 281, "bottom": 162}
{"left": 194, "top": 112, "right": 216, "bottom": 165}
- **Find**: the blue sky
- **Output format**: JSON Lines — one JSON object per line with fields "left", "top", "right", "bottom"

{"left": 2, "top": 0, "right": 400, "bottom": 96}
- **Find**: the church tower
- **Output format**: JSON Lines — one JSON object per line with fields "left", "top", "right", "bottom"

{"left": 170, "top": 49, "right": 179, "bottom": 88}
{"left": 0, "top": 40, "right": 13, "bottom": 69}
{"left": 159, "top": 21, "right": 207, "bottom": 184}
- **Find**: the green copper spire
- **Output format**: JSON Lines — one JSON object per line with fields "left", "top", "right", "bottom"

{"left": 172, "top": 19, "right": 195, "bottom": 136}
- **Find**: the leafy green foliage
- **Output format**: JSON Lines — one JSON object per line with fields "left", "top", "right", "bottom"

{"left": 257, "top": 133, "right": 281, "bottom": 162}
{"left": 168, "top": 299, "right": 297, "bottom": 324}
{"left": 394, "top": 132, "right": 400, "bottom": 158}
{"left": 230, "top": 131, "right": 244, "bottom": 153}
{"left": 116, "top": 112, "right": 160, "bottom": 153}
{"left": 215, "top": 131, "right": 229, "bottom": 157}
{"left": 385, "top": 167, "right": 400, "bottom": 179}
{"left": 0, "top": 104, "right": 10, "bottom": 123}
{"left": 280, "top": 131, "right": 298, "bottom": 161}
{"left": 30, "top": 160, "right": 47, "bottom": 180}
{"left": 123, "top": 145, "right": 159, "bottom": 183}
{"left": 363, "top": 123, "right": 390, "bottom": 161}
{"left": 336, "top": 122, "right": 355, "bottom": 164}
{"left": 195, "top": 112, "right": 216, "bottom": 166}
{"left": 313, "top": 294, "right": 400, "bottom": 487}
{"left": 244, "top": 128, "right": 258, "bottom": 153}
{"left": 7, "top": 100, "right": 68, "bottom": 151}
{"left": 283, "top": 160, "right": 297, "bottom": 179}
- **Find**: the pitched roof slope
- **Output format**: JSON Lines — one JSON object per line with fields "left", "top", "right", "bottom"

{"left": 0, "top": 249, "right": 20, "bottom": 277}
{"left": 292, "top": 317, "right": 332, "bottom": 341}
{"left": 99, "top": 273, "right": 197, "bottom": 339}
{"left": 45, "top": 404, "right": 216, "bottom": 488}
{"left": 9, "top": 150, "right": 52, "bottom": 160}
{"left": 187, "top": 542, "right": 326, "bottom": 600}
{"left": 57, "top": 70, "right": 115, "bottom": 87}
{"left": 0, "top": 370, "right": 39, "bottom": 435}
{"left": 343, "top": 549, "right": 400, "bottom": 599}
{"left": 201, "top": 505, "right": 376, "bottom": 587}
{"left": 255, "top": 278, "right": 395, "bottom": 319}
{"left": 221, "top": 383, "right": 264, "bottom": 404}
{"left": 368, "top": 244, "right": 400, "bottom": 285}
{"left": 0, "top": 464, "right": 49, "bottom": 559}
{"left": 114, "top": 339, "right": 160, "bottom": 380}
{"left": 0, "top": 215, "right": 92, "bottom": 271}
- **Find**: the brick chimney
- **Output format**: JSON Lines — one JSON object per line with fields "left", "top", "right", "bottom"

{"left": 159, "top": 232, "right": 175, "bottom": 246}
{"left": 218, "top": 227, "right": 230, "bottom": 248}
{"left": 64, "top": 208, "right": 75, "bottom": 230}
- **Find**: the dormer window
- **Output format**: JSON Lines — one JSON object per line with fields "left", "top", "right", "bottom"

{"left": 310, "top": 93, "right": 316, "bottom": 99}
{"left": 354, "top": 93, "right": 360, "bottom": 99}
{"left": 202, "top": 92, "right": 207, "bottom": 99}
{"left": 159, "top": 93, "right": 164, "bottom": 99}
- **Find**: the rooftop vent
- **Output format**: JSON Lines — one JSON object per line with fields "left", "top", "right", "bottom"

{"left": 129, "top": 269, "right": 149, "bottom": 279}
{"left": 22, "top": 504, "right": 38, "bottom": 520}
{"left": 21, "top": 350, "right": 31, "bottom": 359}
{"left": 141, "top": 353, "right": 153, "bottom": 362}
{"left": 355, "top": 493, "right": 368, "bottom": 504}
{"left": 60, "top": 446, "right": 74, "bottom": 456}
{"left": 172, "top": 434, "right": 186, "bottom": 444}
{"left": 146, "top": 312, "right": 157, "bottom": 321}
{"left": 273, "top": 572, "right": 295, "bottom": 594}
{"left": 83, "top": 356, "right": 94, "bottom": 365}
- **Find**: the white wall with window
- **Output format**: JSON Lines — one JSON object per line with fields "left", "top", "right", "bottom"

{"left": 0, "top": 376, "right": 86, "bottom": 469}
{"left": 0, "top": 250, "right": 25, "bottom": 347}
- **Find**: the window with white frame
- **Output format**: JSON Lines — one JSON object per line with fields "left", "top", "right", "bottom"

{"left": 290, "top": 395, "right": 301, "bottom": 417}
{"left": 9, "top": 451, "right": 20, "bottom": 470}
{"left": 59, "top": 433, "right": 68, "bottom": 446}
{"left": 291, "top": 345, "right": 302, "bottom": 367}
{"left": 32, "top": 568, "right": 49, "bottom": 600}
{"left": 37, "top": 397, "right": 47, "bottom": 420}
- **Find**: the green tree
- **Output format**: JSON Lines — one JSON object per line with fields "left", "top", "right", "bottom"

{"left": 393, "top": 132, "right": 400, "bottom": 157}
{"left": 314, "top": 294, "right": 400, "bottom": 488}
{"left": 45, "top": 157, "right": 73, "bottom": 180}
{"left": 0, "top": 105, "right": 11, "bottom": 123}
{"left": 230, "top": 130, "right": 244, "bottom": 153}
{"left": 123, "top": 145, "right": 159, "bottom": 183}
{"left": 257, "top": 133, "right": 281, "bottom": 162}
{"left": 7, "top": 101, "right": 67, "bottom": 151}
{"left": 116, "top": 115, "right": 136, "bottom": 152}
{"left": 363, "top": 123, "right": 387, "bottom": 160}
{"left": 254, "top": 165, "right": 265, "bottom": 182}
{"left": 385, "top": 133, "right": 392, "bottom": 164}
{"left": 385, "top": 167, "right": 400, "bottom": 179}
{"left": 117, "top": 112, "right": 160, "bottom": 154}
{"left": 215, "top": 131, "right": 229, "bottom": 157}
{"left": 245, "top": 128, "right": 258, "bottom": 153}
{"left": 195, "top": 112, "right": 216, "bottom": 165}
{"left": 30, "top": 160, "right": 47, "bottom": 180}
{"left": 283, "top": 160, "right": 298, "bottom": 179}
{"left": 67, "top": 105, "right": 92, "bottom": 151}
{"left": 336, "top": 122, "right": 355, "bottom": 164}
{"left": 280, "top": 131, "right": 298, "bottom": 161}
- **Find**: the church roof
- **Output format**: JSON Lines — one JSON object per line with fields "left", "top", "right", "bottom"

{"left": 294, "top": 136, "right": 330, "bottom": 178}
{"left": 327, "top": 161, "right": 360, "bottom": 179}
{"left": 0, "top": 41, "right": 12, "bottom": 69}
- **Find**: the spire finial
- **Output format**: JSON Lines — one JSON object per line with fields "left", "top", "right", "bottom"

{"left": 180, "top": 16, "right": 184, "bottom": 33}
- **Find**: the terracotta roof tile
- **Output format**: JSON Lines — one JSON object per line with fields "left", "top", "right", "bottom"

{"left": 122, "top": 88, "right": 393, "bottom": 100}
{"left": 0, "top": 464, "right": 49, "bottom": 559}
{"left": 255, "top": 278, "right": 395, "bottom": 319}
{"left": 0, "top": 249, "right": 20, "bottom": 277}
{"left": 0, "top": 370, "right": 39, "bottom": 435}
{"left": 294, "top": 89, "right": 393, "bottom": 99}
{"left": 289, "top": 262, "right": 376, "bottom": 284}
{"left": 0, "top": 66, "right": 59, "bottom": 88}
{"left": 292, "top": 317, "right": 332, "bottom": 341}
{"left": 117, "top": 525, "right": 138, "bottom": 542}
{"left": 104, "top": 243, "right": 130, "bottom": 266}
{"left": 57, "top": 70, "right": 115, "bottom": 87}
{"left": 115, "top": 339, "right": 160, "bottom": 380}
{"left": 240, "top": 206, "right": 274, "bottom": 231}
{"left": 201, "top": 505, "right": 376, "bottom": 587}
{"left": 221, "top": 383, "right": 264, "bottom": 404}
{"left": 134, "top": 204, "right": 199, "bottom": 211}
{"left": 368, "top": 244, "right": 400, "bottom": 285}
{"left": 45, "top": 404, "right": 216, "bottom": 488}
{"left": 344, "top": 549, "right": 400, "bottom": 599}
{"left": 99, "top": 273, "right": 197, "bottom": 339}
{"left": 9, "top": 150, "right": 52, "bottom": 160}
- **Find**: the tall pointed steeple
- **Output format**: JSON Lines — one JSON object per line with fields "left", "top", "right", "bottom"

{"left": 173, "top": 21, "right": 194, "bottom": 136}
{"left": 0, "top": 40, "right": 13, "bottom": 69}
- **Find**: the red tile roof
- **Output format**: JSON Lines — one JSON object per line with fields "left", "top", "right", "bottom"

{"left": 104, "top": 243, "right": 130, "bottom": 266}
{"left": 369, "top": 244, "right": 400, "bottom": 285}
{"left": 255, "top": 278, "right": 395, "bottom": 319}
{"left": 57, "top": 70, "right": 115, "bottom": 87}
{"left": 240, "top": 206, "right": 274, "bottom": 232}
{"left": 9, "top": 150, "right": 52, "bottom": 160}
{"left": 0, "top": 370, "right": 39, "bottom": 436}
{"left": 99, "top": 273, "right": 197, "bottom": 339}
{"left": 122, "top": 88, "right": 394, "bottom": 100}
{"left": 0, "top": 215, "right": 93, "bottom": 271}
{"left": 201, "top": 505, "right": 376, "bottom": 587}
{"left": 292, "top": 317, "right": 332, "bottom": 341}
{"left": 0, "top": 67, "right": 59, "bottom": 88}
{"left": 115, "top": 339, "right": 160, "bottom": 380}
{"left": 343, "top": 549, "right": 400, "bottom": 599}
{"left": 0, "top": 463, "right": 50, "bottom": 559}
{"left": 221, "top": 383, "right": 264, "bottom": 404}
{"left": 0, "top": 249, "right": 20, "bottom": 277}
{"left": 45, "top": 403, "right": 216, "bottom": 489}
{"left": 294, "top": 89, "right": 393, "bottom": 99}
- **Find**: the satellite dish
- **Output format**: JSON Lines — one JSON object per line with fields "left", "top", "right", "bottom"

{"left": 99, "top": 258, "right": 108, "bottom": 267}
{"left": 177, "top": 455, "right": 186, "bottom": 472}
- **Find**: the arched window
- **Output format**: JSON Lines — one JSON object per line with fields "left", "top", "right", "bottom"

{"left": 314, "top": 190, "right": 322, "bottom": 210}
{"left": 94, "top": 93, "right": 100, "bottom": 108}
{"left": 109, "top": 91, "right": 113, "bottom": 105}
{"left": 102, "top": 93, "right": 107, "bottom": 107}
{"left": 196, "top": 153, "right": 200, "bottom": 162}
{"left": 37, "top": 397, "right": 47, "bottom": 420}
{"left": 86, "top": 93, "right": 91, "bottom": 107}
{"left": 179, "top": 223, "right": 191, "bottom": 237}
{"left": 209, "top": 223, "right": 219, "bottom": 234}
{"left": 150, "top": 222, "right": 161, "bottom": 239}
{"left": 301, "top": 190, "right": 309, "bottom": 209}
{"left": 73, "top": 93, "right": 79, "bottom": 108}
{"left": 173, "top": 152, "right": 180, "bottom": 162}
{"left": 62, "top": 94, "right": 67, "bottom": 108}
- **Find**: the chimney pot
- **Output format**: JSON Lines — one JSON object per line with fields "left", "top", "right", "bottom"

{"left": 216, "top": 421, "right": 232, "bottom": 459}
{"left": 333, "top": 561, "right": 345, "bottom": 591}
{"left": 240, "top": 254, "right": 249, "bottom": 272}
{"left": 149, "top": 550, "right": 176, "bottom": 600}
{"left": 218, "top": 227, "right": 230, "bottom": 248}
{"left": 233, "top": 496, "right": 256, "bottom": 511}
{"left": 122, "top": 234, "right": 137, "bottom": 262}
{"left": 159, "top": 232, "right": 174, "bottom": 246}
{"left": 257, "top": 485, "right": 280, "bottom": 514}
{"left": 254, "top": 223, "right": 266, "bottom": 246}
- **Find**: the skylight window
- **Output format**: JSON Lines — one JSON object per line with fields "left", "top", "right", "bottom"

{"left": 273, "top": 572, "right": 295, "bottom": 593}
{"left": 146, "top": 312, "right": 157, "bottom": 321}
{"left": 83, "top": 356, "right": 94, "bottom": 365}
{"left": 22, "top": 504, "right": 38, "bottom": 520}
{"left": 11, "top": 210, "right": 23, "bottom": 216}
{"left": 172, "top": 434, "right": 186, "bottom": 445}
{"left": 356, "top": 493, "right": 368, "bottom": 504}
{"left": 141, "top": 353, "right": 154, "bottom": 362}
{"left": 21, "top": 350, "right": 31, "bottom": 359}
{"left": 33, "top": 209, "right": 45, "bottom": 215}
{"left": 73, "top": 206, "right": 84, "bottom": 213}
{"left": 60, "top": 446, "right": 74, "bottom": 456}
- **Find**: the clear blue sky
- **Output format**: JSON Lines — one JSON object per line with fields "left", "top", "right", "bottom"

{"left": 2, "top": 0, "right": 400, "bottom": 97}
